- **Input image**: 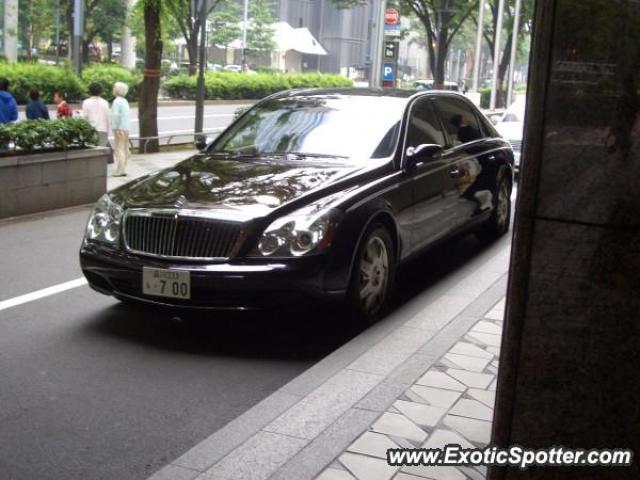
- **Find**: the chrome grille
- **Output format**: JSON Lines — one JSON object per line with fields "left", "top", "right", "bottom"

{"left": 123, "top": 211, "right": 242, "bottom": 259}
{"left": 509, "top": 139, "right": 522, "bottom": 152}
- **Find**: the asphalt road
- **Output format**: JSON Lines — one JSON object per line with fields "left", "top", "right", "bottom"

{"left": 18, "top": 103, "right": 250, "bottom": 143}
{"left": 0, "top": 199, "right": 514, "bottom": 480}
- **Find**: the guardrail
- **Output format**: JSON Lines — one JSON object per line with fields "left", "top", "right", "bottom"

{"left": 127, "top": 127, "right": 226, "bottom": 154}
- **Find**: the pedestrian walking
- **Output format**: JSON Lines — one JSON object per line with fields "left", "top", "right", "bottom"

{"left": 53, "top": 90, "right": 73, "bottom": 118}
{"left": 111, "top": 82, "right": 131, "bottom": 177}
{"left": 81, "top": 83, "right": 110, "bottom": 147}
{"left": 0, "top": 77, "right": 18, "bottom": 124}
{"left": 26, "top": 90, "right": 50, "bottom": 120}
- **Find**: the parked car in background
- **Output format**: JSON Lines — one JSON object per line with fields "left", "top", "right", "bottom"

{"left": 414, "top": 80, "right": 460, "bottom": 92}
{"left": 495, "top": 97, "right": 526, "bottom": 171}
{"left": 223, "top": 64, "right": 243, "bottom": 73}
{"left": 80, "top": 88, "right": 514, "bottom": 321}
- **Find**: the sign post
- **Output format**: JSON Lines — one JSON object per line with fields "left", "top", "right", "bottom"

{"left": 381, "top": 6, "right": 400, "bottom": 88}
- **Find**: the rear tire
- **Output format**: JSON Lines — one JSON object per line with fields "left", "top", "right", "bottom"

{"left": 347, "top": 224, "right": 396, "bottom": 323}
{"left": 477, "top": 177, "right": 511, "bottom": 242}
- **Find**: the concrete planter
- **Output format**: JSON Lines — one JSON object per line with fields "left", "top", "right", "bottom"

{"left": 0, "top": 147, "right": 109, "bottom": 219}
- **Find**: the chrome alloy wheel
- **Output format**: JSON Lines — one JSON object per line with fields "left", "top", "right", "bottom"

{"left": 496, "top": 182, "right": 509, "bottom": 230}
{"left": 358, "top": 236, "right": 389, "bottom": 315}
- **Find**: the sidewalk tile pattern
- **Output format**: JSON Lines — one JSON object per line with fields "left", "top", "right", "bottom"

{"left": 314, "top": 298, "right": 505, "bottom": 480}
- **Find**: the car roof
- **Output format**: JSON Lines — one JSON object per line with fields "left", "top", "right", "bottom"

{"left": 274, "top": 87, "right": 416, "bottom": 100}
{"left": 270, "top": 87, "right": 477, "bottom": 106}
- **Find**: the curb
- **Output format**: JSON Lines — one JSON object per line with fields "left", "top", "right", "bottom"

{"left": 147, "top": 236, "right": 511, "bottom": 480}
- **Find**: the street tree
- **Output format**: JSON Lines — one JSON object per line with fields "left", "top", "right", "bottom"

{"left": 138, "top": 0, "right": 163, "bottom": 153}
{"left": 208, "top": 2, "right": 242, "bottom": 57}
{"left": 128, "top": 0, "right": 181, "bottom": 56}
{"left": 332, "top": 0, "right": 478, "bottom": 88}
{"left": 84, "top": 0, "right": 128, "bottom": 61}
{"left": 164, "top": 0, "right": 223, "bottom": 74}
{"left": 473, "top": 0, "right": 533, "bottom": 106}
{"left": 246, "top": 0, "right": 275, "bottom": 52}
{"left": 18, "top": 0, "right": 55, "bottom": 58}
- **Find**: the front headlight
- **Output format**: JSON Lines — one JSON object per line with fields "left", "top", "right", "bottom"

{"left": 256, "top": 208, "right": 342, "bottom": 257}
{"left": 85, "top": 194, "right": 123, "bottom": 245}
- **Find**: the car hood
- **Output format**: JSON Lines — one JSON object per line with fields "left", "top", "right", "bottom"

{"left": 111, "top": 154, "right": 367, "bottom": 219}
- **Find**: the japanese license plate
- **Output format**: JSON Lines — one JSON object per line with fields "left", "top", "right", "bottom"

{"left": 142, "top": 267, "right": 191, "bottom": 299}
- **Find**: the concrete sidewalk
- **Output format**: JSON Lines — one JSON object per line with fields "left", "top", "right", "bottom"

{"left": 107, "top": 149, "right": 197, "bottom": 191}
{"left": 146, "top": 233, "right": 511, "bottom": 480}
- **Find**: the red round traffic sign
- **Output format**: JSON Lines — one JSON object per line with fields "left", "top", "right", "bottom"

{"left": 385, "top": 8, "right": 399, "bottom": 25}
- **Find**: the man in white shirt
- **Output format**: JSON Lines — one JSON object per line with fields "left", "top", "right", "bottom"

{"left": 81, "top": 83, "right": 111, "bottom": 147}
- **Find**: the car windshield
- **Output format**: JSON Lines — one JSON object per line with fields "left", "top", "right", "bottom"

{"left": 211, "top": 94, "right": 406, "bottom": 160}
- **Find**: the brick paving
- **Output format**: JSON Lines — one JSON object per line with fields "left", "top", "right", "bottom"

{"left": 315, "top": 298, "right": 505, "bottom": 480}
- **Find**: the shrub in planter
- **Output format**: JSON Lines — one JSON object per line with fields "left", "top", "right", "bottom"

{"left": 0, "top": 118, "right": 98, "bottom": 154}
{"left": 81, "top": 64, "right": 142, "bottom": 102}
{"left": 0, "top": 63, "right": 84, "bottom": 104}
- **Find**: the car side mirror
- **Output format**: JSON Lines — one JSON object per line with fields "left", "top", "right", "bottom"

{"left": 195, "top": 135, "right": 209, "bottom": 152}
{"left": 405, "top": 144, "right": 443, "bottom": 169}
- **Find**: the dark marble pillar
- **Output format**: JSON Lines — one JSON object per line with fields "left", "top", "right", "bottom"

{"left": 490, "top": 1, "right": 640, "bottom": 479}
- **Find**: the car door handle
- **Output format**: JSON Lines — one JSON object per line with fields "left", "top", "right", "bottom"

{"left": 449, "top": 168, "right": 462, "bottom": 178}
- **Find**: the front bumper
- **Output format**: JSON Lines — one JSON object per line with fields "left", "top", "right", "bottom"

{"left": 80, "top": 242, "right": 344, "bottom": 310}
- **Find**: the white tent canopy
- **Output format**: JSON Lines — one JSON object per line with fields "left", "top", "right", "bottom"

{"left": 227, "top": 22, "right": 327, "bottom": 56}
{"left": 272, "top": 22, "right": 327, "bottom": 56}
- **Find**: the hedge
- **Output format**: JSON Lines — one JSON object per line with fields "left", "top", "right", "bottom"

{"left": 163, "top": 72, "right": 353, "bottom": 100}
{"left": 0, "top": 63, "right": 143, "bottom": 104}
{"left": 0, "top": 118, "right": 98, "bottom": 154}
{"left": 0, "top": 63, "right": 85, "bottom": 104}
{"left": 81, "top": 64, "right": 142, "bottom": 102}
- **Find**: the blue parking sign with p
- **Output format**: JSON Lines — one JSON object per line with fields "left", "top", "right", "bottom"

{"left": 383, "top": 63, "right": 395, "bottom": 82}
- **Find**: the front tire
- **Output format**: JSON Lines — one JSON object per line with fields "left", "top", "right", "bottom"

{"left": 347, "top": 225, "right": 396, "bottom": 323}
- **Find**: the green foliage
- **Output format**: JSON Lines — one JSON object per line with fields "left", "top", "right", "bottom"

{"left": 209, "top": 2, "right": 243, "bottom": 49}
{"left": 0, "top": 63, "right": 84, "bottom": 104}
{"left": 0, "top": 118, "right": 98, "bottom": 154}
{"left": 163, "top": 72, "right": 353, "bottom": 100}
{"left": 0, "top": 63, "right": 143, "bottom": 104}
{"left": 86, "top": 0, "right": 128, "bottom": 47}
{"left": 479, "top": 87, "right": 507, "bottom": 109}
{"left": 246, "top": 0, "right": 276, "bottom": 51}
{"left": 81, "top": 64, "right": 142, "bottom": 102}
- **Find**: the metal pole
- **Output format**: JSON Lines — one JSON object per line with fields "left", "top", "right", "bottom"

{"left": 506, "top": 0, "right": 522, "bottom": 107}
{"left": 3, "top": 0, "right": 18, "bottom": 61}
{"left": 72, "top": 0, "right": 84, "bottom": 74}
{"left": 241, "top": 0, "right": 249, "bottom": 69}
{"left": 54, "top": 0, "right": 60, "bottom": 64}
{"left": 195, "top": 0, "right": 208, "bottom": 134}
{"left": 489, "top": 0, "right": 505, "bottom": 110}
{"left": 472, "top": 0, "right": 485, "bottom": 91}
{"left": 371, "top": 0, "right": 386, "bottom": 88}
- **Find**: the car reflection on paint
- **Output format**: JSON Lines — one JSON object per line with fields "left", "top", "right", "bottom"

{"left": 80, "top": 88, "right": 514, "bottom": 322}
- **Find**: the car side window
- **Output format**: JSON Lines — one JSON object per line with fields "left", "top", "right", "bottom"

{"left": 406, "top": 99, "right": 446, "bottom": 150}
{"left": 434, "top": 97, "right": 484, "bottom": 147}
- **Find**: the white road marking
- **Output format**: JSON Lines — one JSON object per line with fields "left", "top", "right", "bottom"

{"left": 0, "top": 278, "right": 88, "bottom": 312}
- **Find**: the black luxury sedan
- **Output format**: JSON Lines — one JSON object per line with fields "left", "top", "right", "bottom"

{"left": 80, "top": 88, "right": 514, "bottom": 320}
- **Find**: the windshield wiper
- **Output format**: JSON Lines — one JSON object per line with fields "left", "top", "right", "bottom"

{"left": 280, "top": 152, "right": 349, "bottom": 159}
